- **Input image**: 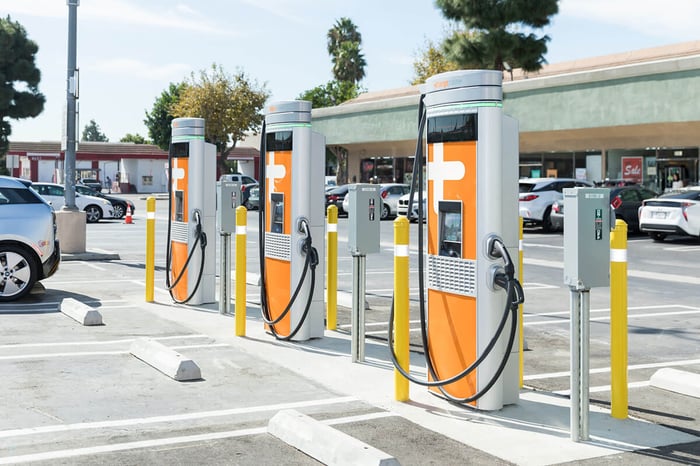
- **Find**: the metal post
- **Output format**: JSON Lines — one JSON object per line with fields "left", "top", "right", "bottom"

{"left": 351, "top": 254, "right": 366, "bottom": 362}
{"left": 326, "top": 205, "right": 338, "bottom": 330}
{"left": 610, "top": 219, "right": 628, "bottom": 419}
{"left": 570, "top": 288, "right": 581, "bottom": 442}
{"left": 235, "top": 206, "right": 247, "bottom": 336}
{"left": 580, "top": 289, "right": 591, "bottom": 441}
{"left": 145, "top": 197, "right": 155, "bottom": 302}
{"left": 219, "top": 233, "right": 231, "bottom": 314}
{"left": 64, "top": 0, "right": 79, "bottom": 209}
{"left": 394, "top": 216, "right": 410, "bottom": 401}
{"left": 519, "top": 216, "right": 524, "bottom": 388}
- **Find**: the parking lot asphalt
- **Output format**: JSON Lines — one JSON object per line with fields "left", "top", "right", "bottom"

{"left": 1, "top": 194, "right": 698, "bottom": 465}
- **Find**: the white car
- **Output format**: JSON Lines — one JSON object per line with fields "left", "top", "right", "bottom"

{"left": 519, "top": 178, "right": 594, "bottom": 231}
{"left": 397, "top": 191, "right": 427, "bottom": 222}
{"left": 32, "top": 182, "right": 114, "bottom": 223}
{"left": 638, "top": 187, "right": 700, "bottom": 241}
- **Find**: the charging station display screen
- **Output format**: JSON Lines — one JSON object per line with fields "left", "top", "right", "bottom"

{"left": 427, "top": 114, "right": 477, "bottom": 143}
{"left": 438, "top": 200, "right": 462, "bottom": 258}
{"left": 270, "top": 193, "right": 284, "bottom": 233}
{"left": 169, "top": 142, "right": 189, "bottom": 158}
{"left": 266, "top": 131, "right": 293, "bottom": 152}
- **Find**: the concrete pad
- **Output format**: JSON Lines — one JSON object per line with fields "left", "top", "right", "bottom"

{"left": 129, "top": 337, "right": 201, "bottom": 381}
{"left": 54, "top": 210, "right": 86, "bottom": 253}
{"left": 60, "top": 298, "right": 103, "bottom": 326}
{"left": 650, "top": 368, "right": 700, "bottom": 399}
{"left": 268, "top": 409, "right": 399, "bottom": 466}
{"left": 246, "top": 272, "right": 261, "bottom": 286}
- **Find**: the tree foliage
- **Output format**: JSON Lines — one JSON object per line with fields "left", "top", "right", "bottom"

{"left": 144, "top": 82, "right": 185, "bottom": 151}
{"left": 81, "top": 119, "right": 109, "bottom": 142}
{"left": 327, "top": 17, "right": 366, "bottom": 84}
{"left": 0, "top": 16, "right": 45, "bottom": 155}
{"left": 411, "top": 39, "right": 460, "bottom": 85}
{"left": 435, "top": 0, "right": 559, "bottom": 72}
{"left": 298, "top": 80, "right": 363, "bottom": 109}
{"left": 171, "top": 64, "right": 269, "bottom": 171}
{"left": 120, "top": 133, "right": 148, "bottom": 144}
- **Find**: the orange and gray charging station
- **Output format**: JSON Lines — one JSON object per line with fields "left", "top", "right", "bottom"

{"left": 259, "top": 101, "right": 326, "bottom": 341}
{"left": 421, "top": 70, "right": 521, "bottom": 410}
{"left": 166, "top": 117, "right": 216, "bottom": 305}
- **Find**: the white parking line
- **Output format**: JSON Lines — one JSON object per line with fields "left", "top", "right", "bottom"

{"left": 553, "top": 380, "right": 650, "bottom": 395}
{"left": 0, "top": 343, "right": 228, "bottom": 361}
{"left": 525, "top": 308, "right": 700, "bottom": 326}
{"left": 0, "top": 334, "right": 208, "bottom": 349}
{"left": 524, "top": 358, "right": 700, "bottom": 381}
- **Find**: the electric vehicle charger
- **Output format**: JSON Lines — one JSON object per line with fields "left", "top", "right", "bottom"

{"left": 389, "top": 87, "right": 524, "bottom": 406}
{"left": 257, "top": 119, "right": 321, "bottom": 341}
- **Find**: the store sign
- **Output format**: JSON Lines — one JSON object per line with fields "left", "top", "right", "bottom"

{"left": 621, "top": 157, "right": 643, "bottom": 183}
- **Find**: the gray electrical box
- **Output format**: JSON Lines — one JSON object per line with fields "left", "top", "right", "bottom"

{"left": 348, "top": 184, "right": 381, "bottom": 255}
{"left": 217, "top": 181, "right": 241, "bottom": 234}
{"left": 563, "top": 187, "right": 611, "bottom": 289}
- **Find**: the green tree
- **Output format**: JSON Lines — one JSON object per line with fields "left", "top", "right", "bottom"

{"left": 327, "top": 17, "right": 366, "bottom": 84}
{"left": 411, "top": 39, "right": 460, "bottom": 85}
{"left": 171, "top": 63, "right": 269, "bottom": 173}
{"left": 298, "top": 80, "right": 363, "bottom": 109}
{"left": 435, "top": 0, "right": 559, "bottom": 72}
{"left": 81, "top": 119, "right": 109, "bottom": 142}
{"left": 120, "top": 133, "right": 148, "bottom": 144}
{"left": 0, "top": 16, "right": 45, "bottom": 156}
{"left": 144, "top": 82, "right": 185, "bottom": 151}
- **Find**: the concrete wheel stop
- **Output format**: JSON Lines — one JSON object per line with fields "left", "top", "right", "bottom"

{"left": 129, "top": 337, "right": 202, "bottom": 381}
{"left": 60, "top": 298, "right": 103, "bottom": 326}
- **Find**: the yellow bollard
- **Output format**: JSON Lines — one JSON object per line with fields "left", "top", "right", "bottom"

{"left": 610, "top": 219, "right": 628, "bottom": 419}
{"left": 145, "top": 197, "right": 155, "bottom": 302}
{"left": 326, "top": 205, "right": 338, "bottom": 330}
{"left": 394, "top": 216, "right": 410, "bottom": 401}
{"left": 235, "top": 206, "right": 247, "bottom": 337}
{"left": 519, "top": 216, "right": 524, "bottom": 388}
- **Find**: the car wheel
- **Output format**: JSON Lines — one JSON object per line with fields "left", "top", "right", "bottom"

{"left": 112, "top": 203, "right": 126, "bottom": 219}
{"left": 84, "top": 205, "right": 103, "bottom": 223}
{"left": 381, "top": 203, "right": 390, "bottom": 220}
{"left": 649, "top": 232, "right": 666, "bottom": 242}
{"left": 541, "top": 207, "right": 554, "bottom": 232}
{"left": 0, "top": 245, "right": 38, "bottom": 302}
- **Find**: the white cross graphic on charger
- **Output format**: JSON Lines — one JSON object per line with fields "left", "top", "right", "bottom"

{"left": 427, "top": 143, "right": 465, "bottom": 214}
{"left": 266, "top": 151, "right": 287, "bottom": 198}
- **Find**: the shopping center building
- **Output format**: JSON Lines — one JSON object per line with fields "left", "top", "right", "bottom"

{"left": 312, "top": 41, "right": 700, "bottom": 193}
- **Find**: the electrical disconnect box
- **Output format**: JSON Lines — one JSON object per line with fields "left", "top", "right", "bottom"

{"left": 217, "top": 181, "right": 241, "bottom": 234}
{"left": 563, "top": 187, "right": 611, "bottom": 289}
{"left": 348, "top": 183, "right": 381, "bottom": 256}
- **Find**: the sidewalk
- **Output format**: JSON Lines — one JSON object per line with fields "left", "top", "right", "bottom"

{"left": 138, "top": 298, "right": 699, "bottom": 465}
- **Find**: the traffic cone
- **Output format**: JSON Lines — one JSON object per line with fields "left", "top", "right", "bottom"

{"left": 124, "top": 205, "right": 133, "bottom": 224}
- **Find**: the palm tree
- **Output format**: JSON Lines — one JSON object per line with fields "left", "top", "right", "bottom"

{"left": 326, "top": 17, "right": 366, "bottom": 84}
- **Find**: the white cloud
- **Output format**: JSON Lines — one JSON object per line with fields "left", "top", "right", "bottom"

{"left": 0, "top": 0, "right": 237, "bottom": 36}
{"left": 85, "top": 58, "right": 191, "bottom": 81}
{"left": 562, "top": 0, "right": 700, "bottom": 41}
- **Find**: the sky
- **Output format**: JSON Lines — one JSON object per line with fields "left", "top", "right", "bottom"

{"left": 2, "top": 0, "right": 699, "bottom": 144}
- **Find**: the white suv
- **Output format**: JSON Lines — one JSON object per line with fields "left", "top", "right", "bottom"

{"left": 32, "top": 182, "right": 114, "bottom": 223}
{"left": 0, "top": 176, "right": 60, "bottom": 301}
{"left": 519, "top": 178, "right": 594, "bottom": 231}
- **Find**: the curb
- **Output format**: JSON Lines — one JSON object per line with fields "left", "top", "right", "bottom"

{"left": 268, "top": 409, "right": 399, "bottom": 466}
{"left": 650, "top": 368, "right": 700, "bottom": 399}
{"left": 62, "top": 250, "right": 121, "bottom": 262}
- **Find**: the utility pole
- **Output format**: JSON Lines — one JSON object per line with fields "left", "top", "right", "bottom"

{"left": 56, "top": 0, "right": 86, "bottom": 254}
{"left": 64, "top": 0, "right": 79, "bottom": 209}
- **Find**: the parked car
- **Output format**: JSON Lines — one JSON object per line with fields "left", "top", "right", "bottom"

{"left": 342, "top": 183, "right": 410, "bottom": 220}
{"left": 79, "top": 177, "right": 102, "bottom": 192}
{"left": 0, "top": 176, "right": 60, "bottom": 301}
{"left": 550, "top": 185, "right": 659, "bottom": 232}
{"left": 638, "top": 187, "right": 700, "bottom": 241}
{"left": 75, "top": 184, "right": 134, "bottom": 219}
{"left": 519, "top": 178, "right": 594, "bottom": 231}
{"left": 220, "top": 173, "right": 258, "bottom": 208}
{"left": 397, "top": 191, "right": 427, "bottom": 222}
{"left": 32, "top": 182, "right": 114, "bottom": 223}
{"left": 325, "top": 185, "right": 349, "bottom": 216}
{"left": 246, "top": 186, "right": 260, "bottom": 210}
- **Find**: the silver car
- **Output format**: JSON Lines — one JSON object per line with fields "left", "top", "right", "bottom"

{"left": 0, "top": 176, "right": 60, "bottom": 301}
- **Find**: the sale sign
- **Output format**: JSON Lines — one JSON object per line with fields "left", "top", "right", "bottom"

{"left": 621, "top": 157, "right": 643, "bottom": 184}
